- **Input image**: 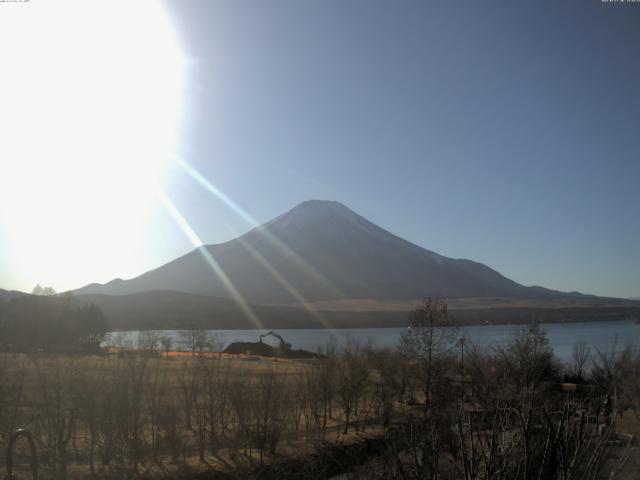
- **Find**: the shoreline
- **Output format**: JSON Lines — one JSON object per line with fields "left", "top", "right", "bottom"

{"left": 104, "top": 311, "right": 640, "bottom": 333}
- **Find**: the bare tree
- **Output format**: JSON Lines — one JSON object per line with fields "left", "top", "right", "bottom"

{"left": 181, "top": 361, "right": 208, "bottom": 462}
{"left": 494, "top": 323, "right": 559, "bottom": 408}
{"left": 31, "top": 357, "right": 78, "bottom": 478}
{"left": 304, "top": 360, "right": 335, "bottom": 439}
{"left": 402, "top": 297, "right": 459, "bottom": 411}
{"left": 394, "top": 298, "right": 460, "bottom": 478}
{"left": 138, "top": 330, "right": 161, "bottom": 356}
{"left": 160, "top": 335, "right": 173, "bottom": 357}
{"left": 210, "top": 332, "right": 226, "bottom": 358}
{"left": 370, "top": 348, "right": 401, "bottom": 427}
{"left": 112, "top": 331, "right": 134, "bottom": 351}
{"left": 252, "top": 368, "right": 289, "bottom": 463}
{"left": 0, "top": 354, "right": 24, "bottom": 451}
{"left": 32, "top": 284, "right": 57, "bottom": 296}
{"left": 572, "top": 340, "right": 592, "bottom": 380}
{"left": 180, "top": 328, "right": 210, "bottom": 356}
{"left": 337, "top": 338, "right": 370, "bottom": 435}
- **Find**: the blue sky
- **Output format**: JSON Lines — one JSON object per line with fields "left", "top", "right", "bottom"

{"left": 162, "top": 0, "right": 640, "bottom": 298}
{"left": 1, "top": 0, "right": 638, "bottom": 298}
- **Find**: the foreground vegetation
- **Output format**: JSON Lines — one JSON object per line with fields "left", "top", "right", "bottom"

{"left": 0, "top": 299, "right": 638, "bottom": 479}
{"left": 0, "top": 293, "right": 106, "bottom": 352}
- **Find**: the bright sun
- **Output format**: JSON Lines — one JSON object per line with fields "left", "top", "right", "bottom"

{"left": 0, "top": 0, "right": 184, "bottom": 290}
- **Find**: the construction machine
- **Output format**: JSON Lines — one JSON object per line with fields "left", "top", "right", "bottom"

{"left": 259, "top": 331, "right": 292, "bottom": 349}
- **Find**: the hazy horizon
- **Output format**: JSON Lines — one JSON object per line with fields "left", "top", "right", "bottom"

{"left": 1, "top": 0, "right": 639, "bottom": 298}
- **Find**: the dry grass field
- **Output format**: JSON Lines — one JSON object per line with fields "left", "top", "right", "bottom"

{"left": 0, "top": 350, "right": 386, "bottom": 479}
{"left": 2, "top": 312, "right": 639, "bottom": 480}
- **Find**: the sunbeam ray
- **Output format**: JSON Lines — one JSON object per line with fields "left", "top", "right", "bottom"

{"left": 234, "top": 227, "right": 334, "bottom": 329}
{"left": 175, "top": 158, "right": 341, "bottom": 328}
{"left": 158, "top": 190, "right": 264, "bottom": 330}
{"left": 176, "top": 157, "right": 344, "bottom": 298}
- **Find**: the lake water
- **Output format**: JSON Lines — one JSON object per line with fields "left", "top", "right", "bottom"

{"left": 103, "top": 319, "right": 640, "bottom": 363}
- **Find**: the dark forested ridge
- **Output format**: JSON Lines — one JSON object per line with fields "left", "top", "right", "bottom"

{"left": 74, "top": 290, "right": 640, "bottom": 331}
{"left": 2, "top": 288, "right": 637, "bottom": 335}
{"left": 0, "top": 294, "right": 107, "bottom": 352}
{"left": 2, "top": 288, "right": 636, "bottom": 336}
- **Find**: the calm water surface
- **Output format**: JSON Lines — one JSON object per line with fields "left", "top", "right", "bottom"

{"left": 104, "top": 320, "right": 640, "bottom": 362}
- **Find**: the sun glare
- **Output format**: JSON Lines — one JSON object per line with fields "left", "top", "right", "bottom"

{"left": 0, "top": 0, "right": 184, "bottom": 289}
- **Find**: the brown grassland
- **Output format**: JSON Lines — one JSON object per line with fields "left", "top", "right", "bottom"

{"left": 1, "top": 299, "right": 639, "bottom": 479}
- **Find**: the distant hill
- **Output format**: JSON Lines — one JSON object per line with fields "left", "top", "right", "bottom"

{"left": 73, "top": 290, "right": 640, "bottom": 331}
{"left": 74, "top": 290, "right": 315, "bottom": 330}
{"left": 0, "top": 289, "right": 28, "bottom": 302}
{"left": 72, "top": 290, "right": 406, "bottom": 330}
{"left": 75, "top": 200, "right": 582, "bottom": 303}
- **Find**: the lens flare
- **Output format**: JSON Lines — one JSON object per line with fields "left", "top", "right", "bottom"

{"left": 0, "top": 0, "right": 184, "bottom": 289}
{"left": 158, "top": 191, "right": 264, "bottom": 330}
{"left": 177, "top": 159, "right": 342, "bottom": 292}
{"left": 176, "top": 158, "right": 342, "bottom": 328}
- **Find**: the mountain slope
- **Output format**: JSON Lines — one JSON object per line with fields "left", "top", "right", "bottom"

{"left": 0, "top": 289, "right": 28, "bottom": 302}
{"left": 75, "top": 200, "right": 564, "bottom": 303}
